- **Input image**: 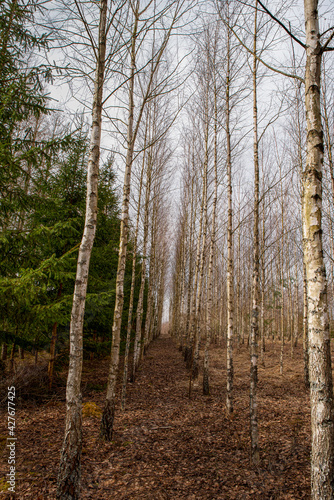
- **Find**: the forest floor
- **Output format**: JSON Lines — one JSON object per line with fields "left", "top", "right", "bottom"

{"left": 0, "top": 333, "right": 313, "bottom": 499}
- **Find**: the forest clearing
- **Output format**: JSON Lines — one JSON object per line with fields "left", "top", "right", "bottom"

{"left": 0, "top": 332, "right": 312, "bottom": 499}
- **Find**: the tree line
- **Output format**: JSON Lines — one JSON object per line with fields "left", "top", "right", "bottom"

{"left": 1, "top": 1, "right": 334, "bottom": 499}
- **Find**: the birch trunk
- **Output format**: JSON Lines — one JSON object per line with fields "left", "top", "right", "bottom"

{"left": 156, "top": 252, "right": 166, "bottom": 339}
{"left": 133, "top": 148, "right": 152, "bottom": 379}
{"left": 190, "top": 113, "right": 208, "bottom": 392}
{"left": 184, "top": 177, "right": 195, "bottom": 361}
{"left": 226, "top": 21, "right": 234, "bottom": 412}
{"left": 120, "top": 154, "right": 145, "bottom": 410}
{"left": 101, "top": 6, "right": 138, "bottom": 441}
{"left": 56, "top": 1, "right": 107, "bottom": 496}
{"left": 260, "top": 207, "right": 265, "bottom": 365}
{"left": 203, "top": 67, "right": 218, "bottom": 396}
{"left": 187, "top": 162, "right": 204, "bottom": 370}
{"left": 142, "top": 213, "right": 156, "bottom": 356}
{"left": 303, "top": 1, "right": 334, "bottom": 497}
{"left": 294, "top": 249, "right": 299, "bottom": 350}
{"left": 250, "top": 0, "right": 259, "bottom": 465}
{"left": 279, "top": 180, "right": 284, "bottom": 376}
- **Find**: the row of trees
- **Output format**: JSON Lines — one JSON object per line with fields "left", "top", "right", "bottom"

{"left": 51, "top": 0, "right": 185, "bottom": 497}
{"left": 169, "top": 1, "right": 334, "bottom": 499}
{"left": 0, "top": 0, "right": 176, "bottom": 497}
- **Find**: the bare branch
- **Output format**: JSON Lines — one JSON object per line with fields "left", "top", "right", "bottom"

{"left": 256, "top": 0, "right": 306, "bottom": 49}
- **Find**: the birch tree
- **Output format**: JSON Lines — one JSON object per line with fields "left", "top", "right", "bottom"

{"left": 302, "top": 1, "right": 334, "bottom": 496}
{"left": 57, "top": 0, "right": 109, "bottom": 496}
{"left": 254, "top": 0, "right": 334, "bottom": 493}
{"left": 250, "top": 0, "right": 260, "bottom": 465}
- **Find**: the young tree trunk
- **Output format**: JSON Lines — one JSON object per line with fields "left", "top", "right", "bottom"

{"left": 142, "top": 214, "right": 156, "bottom": 357}
{"left": 101, "top": 7, "right": 138, "bottom": 441}
{"left": 260, "top": 206, "right": 266, "bottom": 365}
{"left": 303, "top": 1, "right": 334, "bottom": 497}
{"left": 279, "top": 174, "right": 285, "bottom": 376}
{"left": 293, "top": 245, "right": 299, "bottom": 350}
{"left": 56, "top": 1, "right": 108, "bottom": 497}
{"left": 184, "top": 176, "right": 195, "bottom": 363}
{"left": 203, "top": 62, "right": 218, "bottom": 396}
{"left": 190, "top": 116, "right": 208, "bottom": 393}
{"left": 187, "top": 163, "right": 204, "bottom": 370}
{"left": 226, "top": 20, "right": 234, "bottom": 412}
{"left": 133, "top": 146, "right": 152, "bottom": 380}
{"left": 120, "top": 154, "right": 145, "bottom": 410}
{"left": 250, "top": 0, "right": 259, "bottom": 466}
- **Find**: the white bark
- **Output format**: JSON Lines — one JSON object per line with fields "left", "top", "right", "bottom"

{"left": 57, "top": 0, "right": 108, "bottom": 496}
{"left": 101, "top": 3, "right": 139, "bottom": 441}
{"left": 303, "top": 1, "right": 334, "bottom": 497}
{"left": 250, "top": 0, "right": 259, "bottom": 466}
{"left": 226, "top": 18, "right": 234, "bottom": 413}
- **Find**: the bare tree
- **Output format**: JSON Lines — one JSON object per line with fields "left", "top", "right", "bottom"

{"left": 57, "top": 0, "right": 109, "bottom": 497}
{"left": 302, "top": 1, "right": 334, "bottom": 496}
{"left": 250, "top": 0, "right": 260, "bottom": 466}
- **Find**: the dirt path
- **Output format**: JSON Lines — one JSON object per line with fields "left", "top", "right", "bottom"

{"left": 1, "top": 335, "right": 311, "bottom": 499}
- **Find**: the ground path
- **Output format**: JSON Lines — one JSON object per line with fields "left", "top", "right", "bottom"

{"left": 1, "top": 334, "right": 311, "bottom": 498}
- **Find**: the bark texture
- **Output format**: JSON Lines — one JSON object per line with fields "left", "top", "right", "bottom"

{"left": 56, "top": 1, "right": 108, "bottom": 497}
{"left": 303, "top": 1, "right": 334, "bottom": 497}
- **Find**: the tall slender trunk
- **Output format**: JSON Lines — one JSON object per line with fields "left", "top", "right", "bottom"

{"left": 184, "top": 177, "right": 195, "bottom": 361}
{"left": 260, "top": 204, "right": 265, "bottom": 365}
{"left": 279, "top": 171, "right": 284, "bottom": 376}
{"left": 226, "top": 19, "right": 234, "bottom": 412}
{"left": 155, "top": 248, "right": 166, "bottom": 340}
{"left": 187, "top": 157, "right": 204, "bottom": 370}
{"left": 133, "top": 146, "right": 152, "bottom": 379}
{"left": 190, "top": 112, "right": 209, "bottom": 392}
{"left": 56, "top": 1, "right": 108, "bottom": 497}
{"left": 303, "top": 1, "right": 334, "bottom": 497}
{"left": 101, "top": 6, "right": 138, "bottom": 441}
{"left": 250, "top": 0, "right": 259, "bottom": 465}
{"left": 121, "top": 153, "right": 145, "bottom": 410}
{"left": 293, "top": 245, "right": 299, "bottom": 350}
{"left": 142, "top": 207, "right": 156, "bottom": 356}
{"left": 203, "top": 61, "right": 218, "bottom": 396}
